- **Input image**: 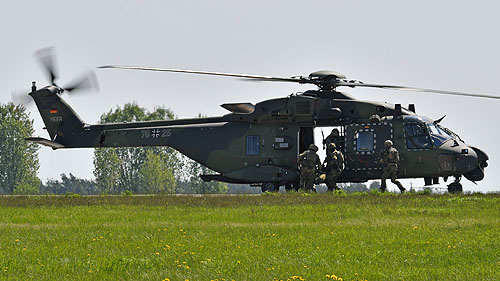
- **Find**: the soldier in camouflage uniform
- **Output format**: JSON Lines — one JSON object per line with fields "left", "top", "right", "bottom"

{"left": 323, "top": 128, "right": 342, "bottom": 149}
{"left": 323, "top": 143, "right": 344, "bottom": 191}
{"left": 297, "top": 144, "right": 321, "bottom": 191}
{"left": 379, "top": 140, "right": 406, "bottom": 193}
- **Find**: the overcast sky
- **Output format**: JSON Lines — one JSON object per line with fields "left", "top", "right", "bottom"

{"left": 1, "top": 0, "right": 499, "bottom": 192}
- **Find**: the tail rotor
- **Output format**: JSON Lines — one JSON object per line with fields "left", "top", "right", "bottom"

{"left": 11, "top": 47, "right": 99, "bottom": 106}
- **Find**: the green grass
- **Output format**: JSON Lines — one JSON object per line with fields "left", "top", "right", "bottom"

{"left": 1, "top": 193, "right": 500, "bottom": 280}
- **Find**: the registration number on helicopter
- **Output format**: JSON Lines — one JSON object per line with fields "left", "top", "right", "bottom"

{"left": 140, "top": 129, "right": 172, "bottom": 139}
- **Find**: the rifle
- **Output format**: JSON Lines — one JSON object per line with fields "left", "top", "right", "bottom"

{"left": 321, "top": 129, "right": 326, "bottom": 150}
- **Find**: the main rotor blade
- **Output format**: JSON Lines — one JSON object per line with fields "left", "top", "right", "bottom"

{"left": 99, "top": 65, "right": 303, "bottom": 83}
{"left": 35, "top": 47, "right": 58, "bottom": 85}
{"left": 337, "top": 81, "right": 500, "bottom": 100}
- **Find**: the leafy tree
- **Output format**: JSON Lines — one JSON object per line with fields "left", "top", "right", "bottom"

{"left": 181, "top": 161, "right": 227, "bottom": 194}
{"left": 93, "top": 148, "right": 121, "bottom": 193}
{"left": 41, "top": 173, "right": 97, "bottom": 195}
{"left": 13, "top": 183, "right": 40, "bottom": 195}
{"left": 93, "top": 104, "right": 228, "bottom": 194}
{"left": 93, "top": 103, "right": 180, "bottom": 193}
{"left": 0, "top": 103, "right": 40, "bottom": 193}
{"left": 139, "top": 150, "right": 176, "bottom": 193}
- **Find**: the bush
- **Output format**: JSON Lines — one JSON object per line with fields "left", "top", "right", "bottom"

{"left": 122, "top": 190, "right": 133, "bottom": 196}
{"left": 64, "top": 192, "right": 80, "bottom": 198}
{"left": 331, "top": 189, "right": 347, "bottom": 196}
{"left": 13, "top": 183, "right": 39, "bottom": 195}
{"left": 417, "top": 189, "right": 432, "bottom": 195}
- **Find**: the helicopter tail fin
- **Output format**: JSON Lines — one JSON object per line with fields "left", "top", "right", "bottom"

{"left": 29, "top": 87, "right": 85, "bottom": 146}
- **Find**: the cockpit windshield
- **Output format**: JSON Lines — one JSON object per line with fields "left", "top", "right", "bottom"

{"left": 427, "top": 123, "right": 453, "bottom": 147}
{"left": 404, "top": 123, "right": 432, "bottom": 149}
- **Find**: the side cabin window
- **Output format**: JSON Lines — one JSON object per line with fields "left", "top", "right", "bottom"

{"left": 404, "top": 123, "right": 432, "bottom": 149}
{"left": 246, "top": 135, "right": 260, "bottom": 155}
{"left": 356, "top": 131, "right": 374, "bottom": 152}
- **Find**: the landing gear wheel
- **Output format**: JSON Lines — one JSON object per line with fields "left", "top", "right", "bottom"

{"left": 261, "top": 182, "right": 277, "bottom": 193}
{"left": 447, "top": 176, "right": 463, "bottom": 193}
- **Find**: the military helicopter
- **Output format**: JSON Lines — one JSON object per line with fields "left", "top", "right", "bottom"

{"left": 23, "top": 49, "right": 495, "bottom": 193}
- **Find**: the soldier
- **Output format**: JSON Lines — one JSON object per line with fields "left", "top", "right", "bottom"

{"left": 379, "top": 140, "right": 406, "bottom": 193}
{"left": 297, "top": 144, "right": 321, "bottom": 191}
{"left": 323, "top": 128, "right": 342, "bottom": 150}
{"left": 322, "top": 143, "right": 344, "bottom": 191}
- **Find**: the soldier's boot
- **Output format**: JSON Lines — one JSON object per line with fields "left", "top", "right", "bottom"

{"left": 380, "top": 180, "right": 386, "bottom": 193}
{"left": 394, "top": 180, "right": 406, "bottom": 194}
{"left": 380, "top": 185, "right": 386, "bottom": 193}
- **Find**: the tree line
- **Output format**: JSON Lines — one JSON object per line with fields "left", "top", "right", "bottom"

{"left": 0, "top": 102, "right": 225, "bottom": 194}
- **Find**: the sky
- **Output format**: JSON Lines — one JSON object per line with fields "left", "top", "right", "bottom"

{"left": 1, "top": 0, "right": 499, "bottom": 192}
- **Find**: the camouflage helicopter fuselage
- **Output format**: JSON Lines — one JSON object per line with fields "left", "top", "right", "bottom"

{"left": 29, "top": 85, "right": 488, "bottom": 189}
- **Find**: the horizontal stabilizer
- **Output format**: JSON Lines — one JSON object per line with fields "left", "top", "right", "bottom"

{"left": 25, "top": 137, "right": 65, "bottom": 149}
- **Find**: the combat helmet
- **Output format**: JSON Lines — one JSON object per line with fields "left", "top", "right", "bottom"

{"left": 328, "top": 143, "right": 336, "bottom": 151}
{"left": 308, "top": 144, "right": 319, "bottom": 152}
{"left": 384, "top": 140, "right": 393, "bottom": 148}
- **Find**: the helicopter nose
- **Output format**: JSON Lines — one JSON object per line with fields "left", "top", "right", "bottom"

{"left": 453, "top": 147, "right": 479, "bottom": 174}
{"left": 463, "top": 146, "right": 489, "bottom": 182}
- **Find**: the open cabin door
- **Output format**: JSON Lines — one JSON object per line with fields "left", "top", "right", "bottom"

{"left": 298, "top": 127, "right": 314, "bottom": 154}
{"left": 313, "top": 126, "right": 344, "bottom": 161}
{"left": 344, "top": 122, "right": 393, "bottom": 173}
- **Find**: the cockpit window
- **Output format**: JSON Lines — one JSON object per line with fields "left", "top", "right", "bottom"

{"left": 427, "top": 123, "right": 452, "bottom": 147}
{"left": 404, "top": 123, "right": 432, "bottom": 149}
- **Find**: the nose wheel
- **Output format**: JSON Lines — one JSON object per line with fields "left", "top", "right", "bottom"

{"left": 261, "top": 182, "right": 278, "bottom": 192}
{"left": 447, "top": 176, "right": 463, "bottom": 193}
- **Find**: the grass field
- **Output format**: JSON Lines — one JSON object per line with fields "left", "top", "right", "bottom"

{"left": 1, "top": 193, "right": 500, "bottom": 281}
